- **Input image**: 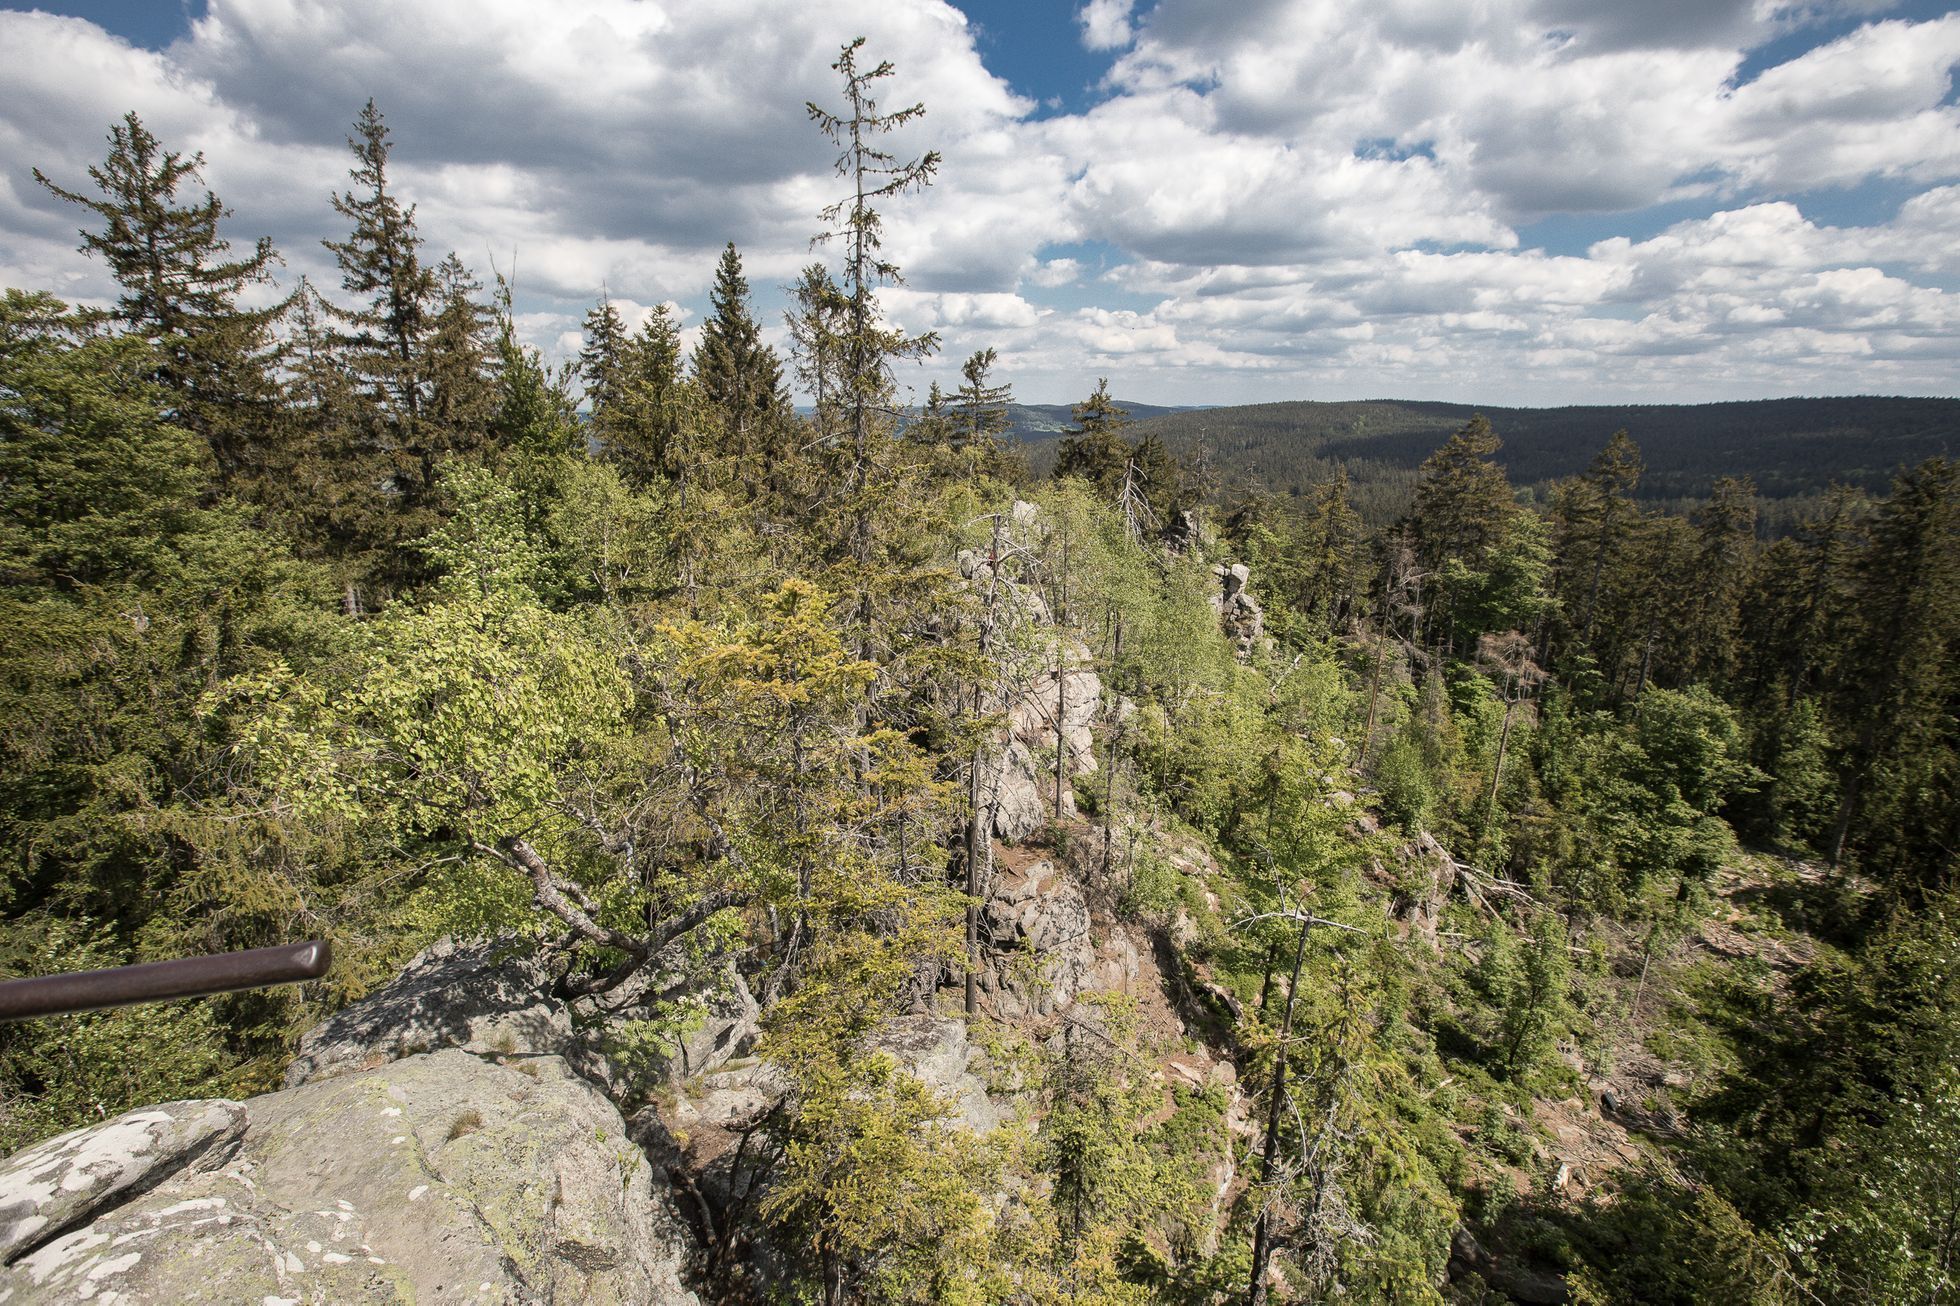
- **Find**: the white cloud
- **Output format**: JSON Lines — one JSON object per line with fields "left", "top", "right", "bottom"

{"left": 1024, "top": 257, "right": 1082, "bottom": 288}
{"left": 1, "top": 0, "right": 1956, "bottom": 406}
{"left": 1078, "top": 0, "right": 1138, "bottom": 52}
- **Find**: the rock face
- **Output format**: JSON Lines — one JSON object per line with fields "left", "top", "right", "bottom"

{"left": 285, "top": 935, "right": 568, "bottom": 1088}
{"left": 991, "top": 739, "right": 1046, "bottom": 843}
{"left": 979, "top": 859, "right": 1096, "bottom": 1019}
{"left": 642, "top": 1012, "right": 1004, "bottom": 1298}
{"left": 665, "top": 970, "right": 762, "bottom": 1082}
{"left": 1162, "top": 508, "right": 1203, "bottom": 555}
{"left": 1210, "top": 561, "right": 1265, "bottom": 655}
{"left": 1010, "top": 642, "right": 1102, "bottom": 782}
{"left": 285, "top": 936, "right": 759, "bottom": 1100}
{"left": 0, "top": 1049, "right": 700, "bottom": 1305}
{"left": 0, "top": 1099, "right": 247, "bottom": 1264}
{"left": 867, "top": 1015, "right": 1003, "bottom": 1135}
{"left": 1396, "top": 830, "right": 1458, "bottom": 950}
{"left": 960, "top": 500, "right": 1104, "bottom": 842}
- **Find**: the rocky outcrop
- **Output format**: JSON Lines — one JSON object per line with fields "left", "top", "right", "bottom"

{"left": 978, "top": 859, "right": 1096, "bottom": 1019}
{"left": 641, "top": 1011, "right": 1004, "bottom": 1296}
{"left": 656, "top": 1012, "right": 1002, "bottom": 1161}
{"left": 285, "top": 935, "right": 568, "bottom": 1088}
{"left": 663, "top": 971, "right": 762, "bottom": 1083}
{"left": 960, "top": 501, "right": 1104, "bottom": 839}
{"left": 1162, "top": 508, "right": 1203, "bottom": 555}
{"left": 867, "top": 1015, "right": 1004, "bottom": 1135}
{"left": 0, "top": 1050, "right": 700, "bottom": 1305}
{"left": 991, "top": 739, "right": 1046, "bottom": 843}
{"left": 1009, "top": 642, "right": 1102, "bottom": 783}
{"left": 1397, "top": 829, "right": 1457, "bottom": 950}
{"left": 285, "top": 937, "right": 760, "bottom": 1101}
{"left": 0, "top": 1099, "right": 247, "bottom": 1264}
{"left": 1210, "top": 561, "right": 1265, "bottom": 655}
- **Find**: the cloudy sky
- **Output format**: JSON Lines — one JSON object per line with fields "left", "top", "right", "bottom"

{"left": 2, "top": 0, "right": 1957, "bottom": 406}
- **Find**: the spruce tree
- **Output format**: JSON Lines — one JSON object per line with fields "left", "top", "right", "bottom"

{"left": 1402, "top": 415, "right": 1518, "bottom": 655}
{"left": 953, "top": 348, "right": 1011, "bottom": 452}
{"left": 1573, "top": 430, "right": 1643, "bottom": 646}
{"left": 491, "top": 281, "right": 579, "bottom": 463}
{"left": 578, "top": 295, "right": 629, "bottom": 426}
{"left": 316, "top": 101, "right": 499, "bottom": 592}
{"left": 322, "top": 100, "right": 438, "bottom": 441}
{"left": 1405, "top": 414, "right": 1514, "bottom": 575}
{"left": 420, "top": 254, "right": 499, "bottom": 470}
{"left": 1053, "top": 378, "right": 1130, "bottom": 498}
{"left": 904, "top": 380, "right": 954, "bottom": 451}
{"left": 806, "top": 37, "right": 941, "bottom": 571}
{"left": 605, "top": 303, "right": 686, "bottom": 488}
{"left": 786, "top": 262, "right": 849, "bottom": 456}
{"left": 1830, "top": 458, "right": 1959, "bottom": 889}
{"left": 691, "top": 242, "right": 789, "bottom": 464}
{"left": 1736, "top": 484, "right": 1865, "bottom": 715}
{"left": 34, "top": 112, "right": 287, "bottom": 490}
{"left": 1684, "top": 475, "right": 1758, "bottom": 686}
{"left": 1300, "top": 471, "right": 1364, "bottom": 631}
{"left": 1128, "top": 429, "right": 1182, "bottom": 524}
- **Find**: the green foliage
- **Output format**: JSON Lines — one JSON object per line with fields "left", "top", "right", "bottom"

{"left": 1054, "top": 379, "right": 1132, "bottom": 498}
{"left": 1563, "top": 1179, "right": 1798, "bottom": 1306}
{"left": 6, "top": 69, "right": 1958, "bottom": 1306}
{"left": 235, "top": 479, "right": 630, "bottom": 849}
{"left": 1489, "top": 914, "right": 1573, "bottom": 1083}
{"left": 32, "top": 112, "right": 288, "bottom": 490}
{"left": 1, "top": 288, "right": 333, "bottom": 977}
{"left": 0, "top": 917, "right": 230, "bottom": 1153}
{"left": 1377, "top": 732, "right": 1439, "bottom": 833}
{"left": 1788, "top": 1063, "right": 1960, "bottom": 1303}
{"left": 1759, "top": 697, "right": 1837, "bottom": 851}
{"left": 691, "top": 241, "right": 792, "bottom": 483}
{"left": 760, "top": 1047, "right": 1005, "bottom": 1304}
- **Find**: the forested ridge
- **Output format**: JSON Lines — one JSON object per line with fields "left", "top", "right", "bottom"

{"left": 1027, "top": 396, "right": 1957, "bottom": 533}
{"left": 3, "top": 40, "right": 1957, "bottom": 1305}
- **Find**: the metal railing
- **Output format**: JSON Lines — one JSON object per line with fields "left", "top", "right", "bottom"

{"left": 0, "top": 940, "right": 331, "bottom": 1022}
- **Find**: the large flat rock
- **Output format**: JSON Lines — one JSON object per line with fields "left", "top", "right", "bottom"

{"left": 0, "top": 1049, "right": 700, "bottom": 1305}
{"left": 0, "top": 1099, "right": 246, "bottom": 1264}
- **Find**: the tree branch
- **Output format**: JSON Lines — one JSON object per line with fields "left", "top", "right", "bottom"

{"left": 478, "top": 836, "right": 647, "bottom": 957}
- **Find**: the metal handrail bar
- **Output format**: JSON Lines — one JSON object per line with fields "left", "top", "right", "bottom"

{"left": 0, "top": 940, "right": 331, "bottom": 1022}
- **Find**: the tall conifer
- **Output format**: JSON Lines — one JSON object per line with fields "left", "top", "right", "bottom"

{"left": 578, "top": 296, "right": 629, "bottom": 425}
{"left": 1054, "top": 378, "right": 1131, "bottom": 497}
{"left": 692, "top": 242, "right": 788, "bottom": 464}
{"left": 35, "top": 112, "right": 287, "bottom": 490}
{"left": 807, "top": 38, "right": 941, "bottom": 571}
{"left": 321, "top": 100, "right": 438, "bottom": 441}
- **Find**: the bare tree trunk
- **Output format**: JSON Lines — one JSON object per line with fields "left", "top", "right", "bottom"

{"left": 1102, "top": 717, "right": 1120, "bottom": 878}
{"left": 1255, "top": 941, "right": 1281, "bottom": 1017}
{"left": 1488, "top": 693, "right": 1519, "bottom": 808}
{"left": 1359, "top": 623, "right": 1388, "bottom": 768}
{"left": 966, "top": 515, "right": 1005, "bottom": 1017}
{"left": 1248, "top": 918, "right": 1311, "bottom": 1306}
{"left": 966, "top": 714, "right": 985, "bottom": 1019}
{"left": 1629, "top": 623, "right": 1654, "bottom": 700}
{"left": 1102, "top": 616, "right": 1122, "bottom": 876}
{"left": 1055, "top": 637, "right": 1069, "bottom": 823}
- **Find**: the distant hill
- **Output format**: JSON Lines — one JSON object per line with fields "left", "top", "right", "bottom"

{"left": 801, "top": 397, "right": 1199, "bottom": 444}
{"left": 1000, "top": 398, "right": 1201, "bottom": 444}
{"left": 1014, "top": 396, "right": 1958, "bottom": 527}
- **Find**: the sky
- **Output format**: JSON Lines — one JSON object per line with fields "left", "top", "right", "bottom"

{"left": 1, "top": 0, "right": 1957, "bottom": 407}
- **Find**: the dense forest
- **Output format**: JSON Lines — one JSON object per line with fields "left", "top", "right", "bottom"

{"left": 3, "top": 39, "right": 1957, "bottom": 1306}
{"left": 1021, "top": 396, "right": 1957, "bottom": 534}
